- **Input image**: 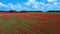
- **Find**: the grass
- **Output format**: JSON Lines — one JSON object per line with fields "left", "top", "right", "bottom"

{"left": 0, "top": 12, "right": 60, "bottom": 34}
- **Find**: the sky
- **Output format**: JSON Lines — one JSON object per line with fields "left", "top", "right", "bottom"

{"left": 0, "top": 0, "right": 60, "bottom": 12}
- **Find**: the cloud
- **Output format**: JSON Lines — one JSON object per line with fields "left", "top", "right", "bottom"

{"left": 28, "top": 0, "right": 36, "bottom": 3}
{"left": 0, "top": 2, "right": 31, "bottom": 11}
{"left": 24, "top": 0, "right": 46, "bottom": 11}
{"left": 14, "top": 3, "right": 24, "bottom": 11}
{"left": 0, "top": 0, "right": 60, "bottom": 12}
{"left": 47, "top": 0, "right": 57, "bottom": 2}
{"left": 0, "top": 2, "right": 22, "bottom": 11}
{"left": 0, "top": 2, "right": 6, "bottom": 7}
{"left": 7, "top": 3, "right": 15, "bottom": 10}
{"left": 24, "top": 0, "right": 36, "bottom": 6}
{"left": 0, "top": 2, "right": 15, "bottom": 10}
{"left": 24, "top": 0, "right": 60, "bottom": 11}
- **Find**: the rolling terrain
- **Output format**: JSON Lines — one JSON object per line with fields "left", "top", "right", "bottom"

{"left": 0, "top": 12, "right": 60, "bottom": 34}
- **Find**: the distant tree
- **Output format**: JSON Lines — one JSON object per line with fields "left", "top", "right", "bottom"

{"left": 20, "top": 11, "right": 27, "bottom": 12}
{"left": 56, "top": 10, "right": 60, "bottom": 12}
{"left": 0, "top": 10, "right": 3, "bottom": 12}
{"left": 9, "top": 10, "right": 16, "bottom": 12}
{"left": 47, "top": 10, "right": 60, "bottom": 12}
{"left": 20, "top": 11, "right": 43, "bottom": 12}
{"left": 0, "top": 10, "right": 8, "bottom": 12}
{"left": 47, "top": 10, "right": 55, "bottom": 12}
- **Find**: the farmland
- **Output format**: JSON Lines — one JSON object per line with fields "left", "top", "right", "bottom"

{"left": 0, "top": 12, "right": 60, "bottom": 34}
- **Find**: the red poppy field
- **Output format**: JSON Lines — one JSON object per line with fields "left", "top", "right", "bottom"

{"left": 0, "top": 12, "right": 60, "bottom": 34}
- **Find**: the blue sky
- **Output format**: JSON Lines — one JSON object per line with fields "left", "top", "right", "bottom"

{"left": 0, "top": 0, "right": 60, "bottom": 12}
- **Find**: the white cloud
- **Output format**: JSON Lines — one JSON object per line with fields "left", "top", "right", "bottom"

{"left": 24, "top": 0, "right": 60, "bottom": 11}
{"left": 0, "top": 0, "right": 60, "bottom": 12}
{"left": 15, "top": 3, "right": 22, "bottom": 9}
{"left": 14, "top": 3, "right": 23, "bottom": 11}
{"left": 24, "top": 0, "right": 36, "bottom": 6}
{"left": 0, "top": 2, "right": 6, "bottom": 7}
{"left": 7, "top": 3, "right": 15, "bottom": 10}
{"left": 28, "top": 0, "right": 36, "bottom": 3}
{"left": 47, "top": 0, "right": 57, "bottom": 2}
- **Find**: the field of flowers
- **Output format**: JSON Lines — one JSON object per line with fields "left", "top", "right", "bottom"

{"left": 0, "top": 12, "right": 60, "bottom": 34}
